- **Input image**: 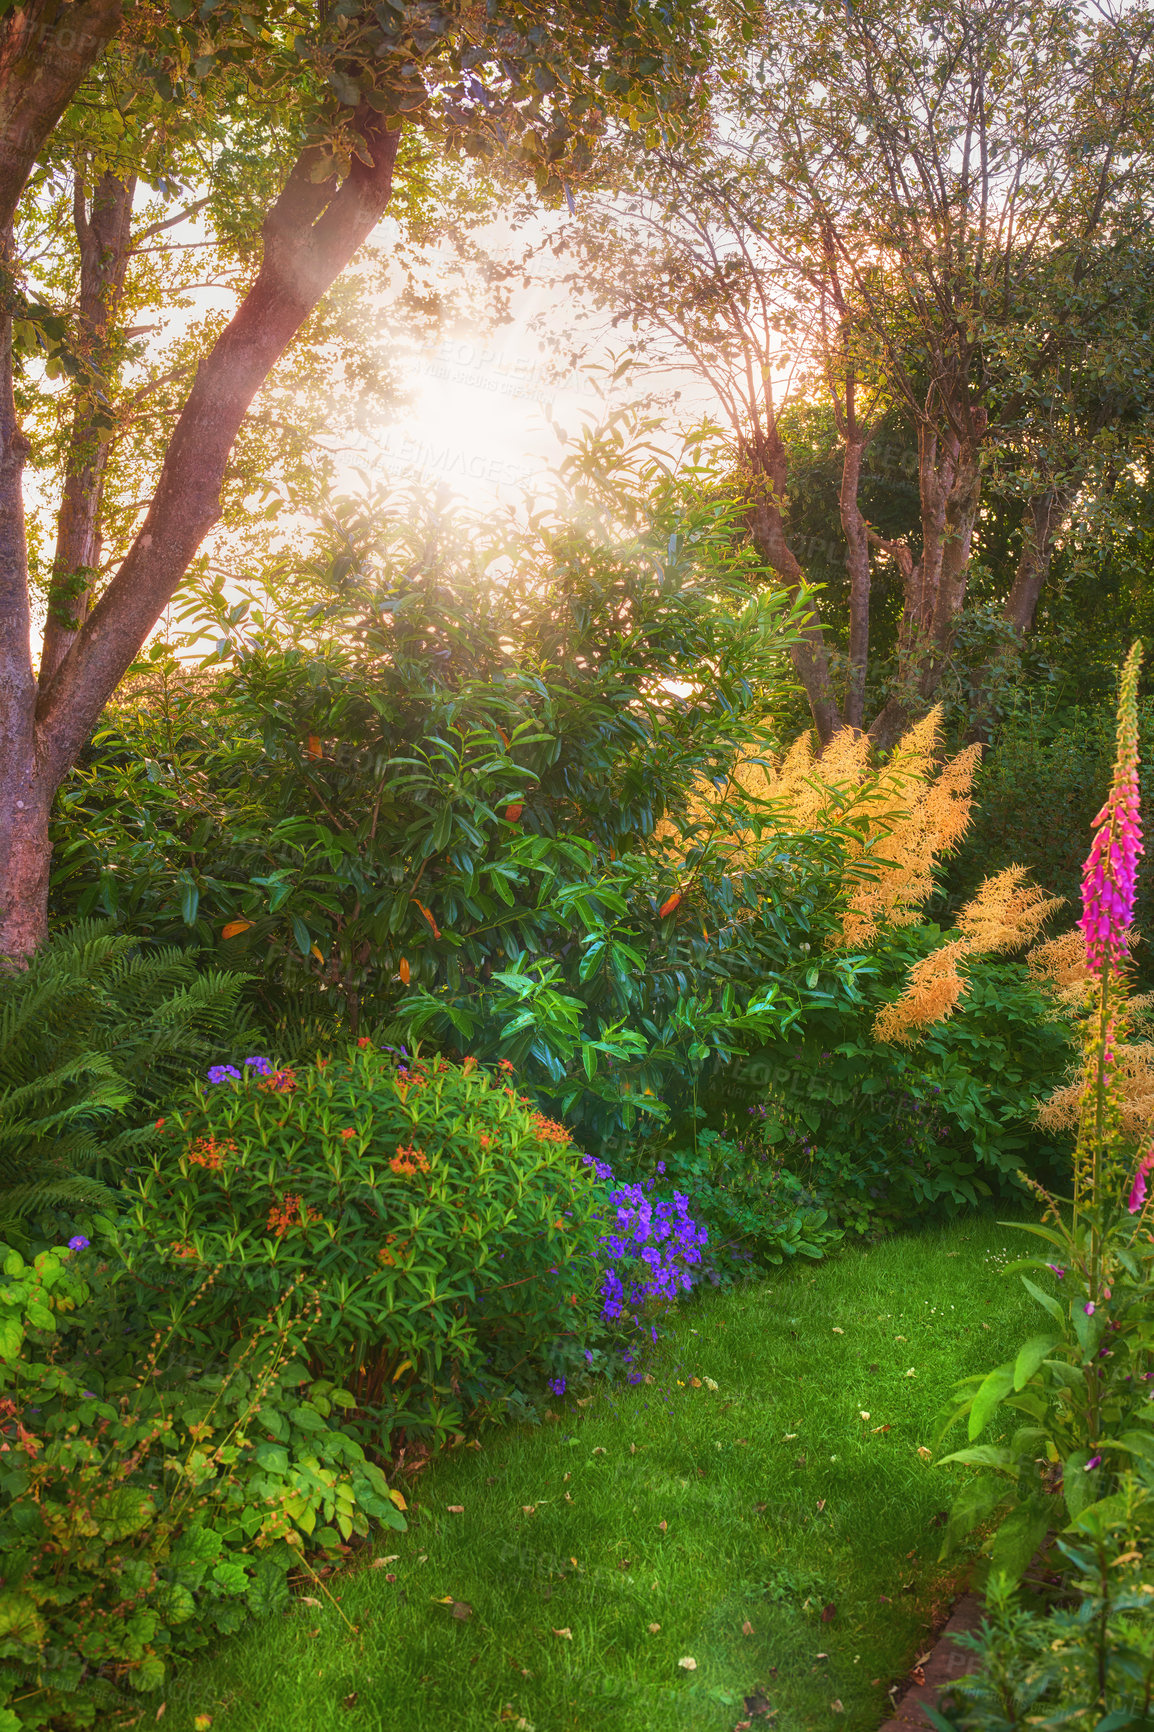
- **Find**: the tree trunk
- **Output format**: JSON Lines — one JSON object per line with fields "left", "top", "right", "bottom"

{"left": 867, "top": 417, "right": 983, "bottom": 748}
{"left": 0, "top": 116, "right": 403, "bottom": 960}
{"left": 1002, "top": 483, "right": 1078, "bottom": 636}
{"left": 744, "top": 431, "right": 842, "bottom": 745}
{"left": 0, "top": 1, "right": 122, "bottom": 231}
{"left": 40, "top": 169, "right": 136, "bottom": 684}
{"left": 0, "top": 287, "right": 49, "bottom": 956}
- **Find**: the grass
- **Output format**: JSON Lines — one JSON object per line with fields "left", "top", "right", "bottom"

{"left": 158, "top": 1214, "right": 1044, "bottom": 1732}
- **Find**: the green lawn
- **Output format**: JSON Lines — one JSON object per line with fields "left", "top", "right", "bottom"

{"left": 157, "top": 1215, "right": 1042, "bottom": 1732}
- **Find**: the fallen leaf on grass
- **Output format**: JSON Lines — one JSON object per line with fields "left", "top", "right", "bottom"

{"left": 741, "top": 1620, "right": 755, "bottom": 1636}
{"left": 434, "top": 1595, "right": 473, "bottom": 1620}
{"left": 678, "top": 1656, "right": 697, "bottom": 1670}
{"left": 522, "top": 1505, "right": 537, "bottom": 1516}
{"left": 552, "top": 1627, "right": 572, "bottom": 1640}
{"left": 821, "top": 1604, "right": 837, "bottom": 1622}
{"left": 372, "top": 1556, "right": 400, "bottom": 1568}
{"left": 193, "top": 1719, "right": 212, "bottom": 1732}
{"left": 905, "top": 1368, "right": 917, "bottom": 1378}
{"left": 658, "top": 1520, "right": 668, "bottom": 1533}
{"left": 871, "top": 1424, "right": 891, "bottom": 1434}
{"left": 155, "top": 1708, "right": 165, "bottom": 1723}
{"left": 743, "top": 1690, "right": 775, "bottom": 1717}
{"left": 816, "top": 1500, "right": 826, "bottom": 1512}
{"left": 689, "top": 1376, "right": 702, "bottom": 1388}
{"left": 917, "top": 1446, "right": 933, "bottom": 1462}
{"left": 342, "top": 1694, "right": 358, "bottom": 1710}
{"left": 447, "top": 1505, "right": 464, "bottom": 1514}
{"left": 617, "top": 1559, "right": 632, "bottom": 1571}
{"left": 300, "top": 1596, "right": 321, "bottom": 1607}
{"left": 704, "top": 1376, "right": 719, "bottom": 1391}
{"left": 911, "top": 1666, "right": 926, "bottom": 1686}
{"left": 648, "top": 1623, "right": 661, "bottom": 1634}
{"left": 832, "top": 1327, "right": 844, "bottom": 1335}
{"left": 831, "top": 1700, "right": 845, "bottom": 1713}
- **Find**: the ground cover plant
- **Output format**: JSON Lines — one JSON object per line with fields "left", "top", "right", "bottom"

{"left": 150, "top": 1215, "right": 1044, "bottom": 1732}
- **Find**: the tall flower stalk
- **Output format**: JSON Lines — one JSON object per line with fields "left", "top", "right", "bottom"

{"left": 942, "top": 644, "right": 1154, "bottom": 1560}
{"left": 1073, "top": 645, "right": 1144, "bottom": 1322}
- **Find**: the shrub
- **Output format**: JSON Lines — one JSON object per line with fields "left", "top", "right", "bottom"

{"left": 721, "top": 939, "right": 1074, "bottom": 1223}
{"left": 0, "top": 1239, "right": 405, "bottom": 1729}
{"left": 605, "top": 1130, "right": 843, "bottom": 1276}
{"left": 0, "top": 922, "right": 247, "bottom": 1231}
{"left": 108, "top": 1045, "right": 609, "bottom": 1449}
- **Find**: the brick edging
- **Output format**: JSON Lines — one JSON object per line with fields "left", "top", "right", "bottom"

{"left": 875, "top": 1593, "right": 985, "bottom": 1730}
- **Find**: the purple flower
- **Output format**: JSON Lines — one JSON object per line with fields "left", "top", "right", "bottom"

{"left": 244, "top": 1055, "right": 273, "bottom": 1076}
{"left": 1047, "top": 1264, "right": 1066, "bottom": 1279}
{"left": 1085, "top": 1455, "right": 1102, "bottom": 1471}
{"left": 207, "top": 1064, "right": 242, "bottom": 1084}
{"left": 548, "top": 1376, "right": 566, "bottom": 1396}
{"left": 67, "top": 1235, "right": 90, "bottom": 1252}
{"left": 1085, "top": 1302, "right": 1096, "bottom": 1315}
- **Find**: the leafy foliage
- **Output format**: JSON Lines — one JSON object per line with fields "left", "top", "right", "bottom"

{"left": 108, "top": 1045, "right": 611, "bottom": 1450}
{"left": 0, "top": 923, "right": 246, "bottom": 1229}
{"left": 723, "top": 939, "right": 1073, "bottom": 1225}
{"left": 0, "top": 1239, "right": 406, "bottom": 1729}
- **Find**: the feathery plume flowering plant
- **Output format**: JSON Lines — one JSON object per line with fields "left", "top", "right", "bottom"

{"left": 939, "top": 644, "right": 1154, "bottom": 1586}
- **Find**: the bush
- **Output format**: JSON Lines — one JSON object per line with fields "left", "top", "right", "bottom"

{"left": 109, "top": 1045, "right": 610, "bottom": 1449}
{"left": 0, "top": 1239, "right": 406, "bottom": 1729}
{"left": 605, "top": 1130, "right": 844, "bottom": 1277}
{"left": 0, "top": 922, "right": 247, "bottom": 1231}
{"left": 719, "top": 939, "right": 1074, "bottom": 1224}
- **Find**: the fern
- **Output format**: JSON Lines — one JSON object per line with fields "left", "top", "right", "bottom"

{"left": 0, "top": 922, "right": 248, "bottom": 1230}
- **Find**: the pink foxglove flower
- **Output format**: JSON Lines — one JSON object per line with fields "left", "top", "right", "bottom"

{"left": 1080, "top": 645, "right": 1144, "bottom": 976}
{"left": 1128, "top": 1150, "right": 1154, "bottom": 1214}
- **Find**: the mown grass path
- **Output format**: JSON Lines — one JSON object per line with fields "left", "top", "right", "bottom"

{"left": 161, "top": 1216, "right": 1041, "bottom": 1732}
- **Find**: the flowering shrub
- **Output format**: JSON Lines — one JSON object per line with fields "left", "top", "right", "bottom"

{"left": 613, "top": 1130, "right": 844, "bottom": 1274}
{"left": 108, "top": 1045, "right": 608, "bottom": 1448}
{"left": 586, "top": 1155, "right": 709, "bottom": 1321}
{"left": 0, "top": 1239, "right": 405, "bottom": 1728}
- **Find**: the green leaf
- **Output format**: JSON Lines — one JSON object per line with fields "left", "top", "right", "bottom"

{"left": 1013, "top": 1334, "right": 1059, "bottom": 1391}
{"left": 988, "top": 1498, "right": 1050, "bottom": 1588}
{"left": 968, "top": 1362, "right": 1015, "bottom": 1441}
{"left": 1020, "top": 1276, "right": 1064, "bottom": 1325}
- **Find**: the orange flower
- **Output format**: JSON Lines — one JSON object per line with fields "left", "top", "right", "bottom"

{"left": 531, "top": 1111, "right": 570, "bottom": 1145}
{"left": 357, "top": 1036, "right": 372, "bottom": 1048}
{"left": 257, "top": 1067, "right": 297, "bottom": 1094}
{"left": 187, "top": 1135, "right": 236, "bottom": 1171}
{"left": 390, "top": 1144, "right": 430, "bottom": 1177}
{"left": 155, "top": 1117, "right": 166, "bottom": 1131}
{"left": 340, "top": 1127, "right": 356, "bottom": 1141}
{"left": 462, "top": 1055, "right": 478, "bottom": 1073}
{"left": 266, "top": 1192, "right": 321, "bottom": 1237}
{"left": 478, "top": 1135, "right": 491, "bottom": 1149}
{"left": 498, "top": 1059, "right": 514, "bottom": 1073}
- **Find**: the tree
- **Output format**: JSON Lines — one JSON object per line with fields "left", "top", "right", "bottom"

{"left": 0, "top": 0, "right": 713, "bottom": 960}
{"left": 560, "top": 0, "right": 1154, "bottom": 744}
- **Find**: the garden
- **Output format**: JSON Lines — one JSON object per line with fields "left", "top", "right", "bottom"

{"left": 3, "top": 3, "right": 1154, "bottom": 1730}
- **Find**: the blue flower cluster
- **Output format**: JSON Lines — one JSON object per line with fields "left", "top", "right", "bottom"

{"left": 583, "top": 1156, "right": 708, "bottom": 1322}
{"left": 207, "top": 1056, "right": 273, "bottom": 1084}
